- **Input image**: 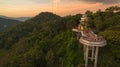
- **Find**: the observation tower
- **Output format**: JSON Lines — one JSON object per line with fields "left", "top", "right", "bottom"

{"left": 72, "top": 14, "right": 107, "bottom": 67}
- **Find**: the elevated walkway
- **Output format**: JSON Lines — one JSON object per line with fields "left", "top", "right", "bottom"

{"left": 72, "top": 14, "right": 107, "bottom": 67}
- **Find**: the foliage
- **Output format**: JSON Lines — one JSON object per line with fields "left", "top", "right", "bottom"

{"left": 0, "top": 6, "right": 120, "bottom": 67}
{"left": 0, "top": 17, "right": 21, "bottom": 31}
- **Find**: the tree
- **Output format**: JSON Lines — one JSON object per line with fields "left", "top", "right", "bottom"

{"left": 105, "top": 6, "right": 120, "bottom": 13}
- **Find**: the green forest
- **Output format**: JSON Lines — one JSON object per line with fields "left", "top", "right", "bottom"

{"left": 0, "top": 6, "right": 120, "bottom": 67}
{"left": 0, "top": 17, "right": 20, "bottom": 31}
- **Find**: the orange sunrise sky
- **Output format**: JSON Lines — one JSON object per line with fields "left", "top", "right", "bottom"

{"left": 0, "top": 0, "right": 120, "bottom": 17}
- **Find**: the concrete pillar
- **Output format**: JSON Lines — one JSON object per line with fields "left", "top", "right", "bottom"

{"left": 94, "top": 47, "right": 99, "bottom": 67}
{"left": 91, "top": 46, "right": 95, "bottom": 61}
{"left": 84, "top": 45, "right": 86, "bottom": 60}
{"left": 85, "top": 46, "right": 89, "bottom": 67}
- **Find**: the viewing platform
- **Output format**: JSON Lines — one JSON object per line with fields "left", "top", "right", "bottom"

{"left": 80, "top": 37, "right": 106, "bottom": 47}
{"left": 72, "top": 14, "right": 107, "bottom": 67}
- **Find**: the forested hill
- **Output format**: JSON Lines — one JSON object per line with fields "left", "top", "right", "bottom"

{"left": 26, "top": 12, "right": 61, "bottom": 23}
{"left": 0, "top": 6, "right": 120, "bottom": 67}
{"left": 0, "top": 17, "right": 21, "bottom": 31}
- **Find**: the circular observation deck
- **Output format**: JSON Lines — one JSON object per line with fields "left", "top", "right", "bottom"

{"left": 80, "top": 37, "right": 107, "bottom": 47}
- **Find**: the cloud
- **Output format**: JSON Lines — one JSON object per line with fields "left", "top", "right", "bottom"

{"left": 54, "top": 0, "right": 120, "bottom": 4}
{"left": 80, "top": 0, "right": 120, "bottom": 4}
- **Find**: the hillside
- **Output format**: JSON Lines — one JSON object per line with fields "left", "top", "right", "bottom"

{"left": 0, "top": 17, "right": 21, "bottom": 31}
{"left": 0, "top": 12, "right": 82, "bottom": 67}
{"left": 0, "top": 15, "right": 13, "bottom": 19}
{"left": 0, "top": 6, "right": 119, "bottom": 67}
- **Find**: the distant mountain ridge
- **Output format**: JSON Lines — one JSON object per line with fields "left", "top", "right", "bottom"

{"left": 0, "top": 17, "right": 21, "bottom": 31}
{"left": 14, "top": 17, "right": 32, "bottom": 21}
{"left": 0, "top": 15, "right": 31, "bottom": 21}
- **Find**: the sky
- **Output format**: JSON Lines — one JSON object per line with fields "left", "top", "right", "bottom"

{"left": 0, "top": 0, "right": 120, "bottom": 17}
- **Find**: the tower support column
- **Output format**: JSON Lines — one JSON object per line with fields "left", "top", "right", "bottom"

{"left": 85, "top": 46, "right": 89, "bottom": 67}
{"left": 84, "top": 46, "right": 100, "bottom": 67}
{"left": 91, "top": 46, "right": 95, "bottom": 61}
{"left": 83, "top": 45, "right": 86, "bottom": 60}
{"left": 94, "top": 47, "right": 99, "bottom": 67}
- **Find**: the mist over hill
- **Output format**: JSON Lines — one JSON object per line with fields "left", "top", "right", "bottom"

{"left": 0, "top": 15, "right": 31, "bottom": 21}
{"left": 0, "top": 17, "right": 21, "bottom": 31}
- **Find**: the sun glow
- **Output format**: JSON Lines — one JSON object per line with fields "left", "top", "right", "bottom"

{"left": 0, "top": 0, "right": 119, "bottom": 17}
